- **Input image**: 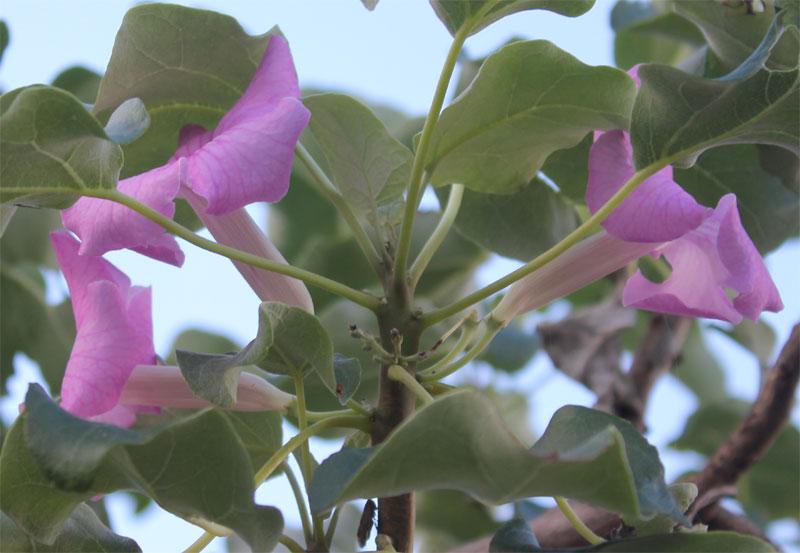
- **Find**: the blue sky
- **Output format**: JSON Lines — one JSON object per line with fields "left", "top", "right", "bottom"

{"left": 1, "top": 1, "right": 797, "bottom": 551}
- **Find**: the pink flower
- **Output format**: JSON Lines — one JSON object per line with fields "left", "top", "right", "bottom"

{"left": 493, "top": 130, "right": 783, "bottom": 324}
{"left": 51, "top": 231, "right": 294, "bottom": 427}
{"left": 62, "top": 35, "right": 313, "bottom": 312}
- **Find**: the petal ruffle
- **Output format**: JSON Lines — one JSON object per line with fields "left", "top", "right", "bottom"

{"left": 59, "top": 280, "right": 155, "bottom": 419}
{"left": 587, "top": 130, "right": 711, "bottom": 243}
{"left": 623, "top": 194, "right": 782, "bottom": 322}
{"left": 61, "top": 161, "right": 184, "bottom": 266}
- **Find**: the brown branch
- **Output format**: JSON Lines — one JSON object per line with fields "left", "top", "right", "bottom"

{"left": 698, "top": 504, "right": 776, "bottom": 549}
{"left": 692, "top": 323, "right": 800, "bottom": 494}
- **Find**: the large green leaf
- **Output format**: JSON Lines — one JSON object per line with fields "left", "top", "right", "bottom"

{"left": 0, "top": 385, "right": 283, "bottom": 550}
{"left": 0, "top": 86, "right": 123, "bottom": 208}
{"left": 540, "top": 132, "right": 593, "bottom": 202}
{"left": 612, "top": 3, "right": 704, "bottom": 70}
{"left": 0, "top": 265, "right": 75, "bottom": 394}
{"left": 417, "top": 490, "right": 500, "bottom": 552}
{"left": 430, "top": 0, "right": 595, "bottom": 37}
{"left": 0, "top": 506, "right": 140, "bottom": 553}
{"left": 674, "top": 144, "right": 798, "bottom": 253}
{"left": 304, "top": 93, "right": 412, "bottom": 225}
{"left": 0, "top": 205, "right": 61, "bottom": 267}
{"left": 51, "top": 66, "right": 102, "bottom": 104}
{"left": 439, "top": 178, "right": 580, "bottom": 261}
{"left": 309, "top": 390, "right": 683, "bottom": 523}
{"left": 671, "top": 401, "right": 799, "bottom": 521}
{"left": 631, "top": 61, "right": 798, "bottom": 170}
{"left": 674, "top": 0, "right": 798, "bottom": 72}
{"left": 93, "top": 3, "right": 272, "bottom": 176}
{"left": 427, "top": 40, "right": 636, "bottom": 194}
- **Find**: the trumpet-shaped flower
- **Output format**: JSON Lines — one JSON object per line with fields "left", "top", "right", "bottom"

{"left": 493, "top": 130, "right": 783, "bottom": 324}
{"left": 51, "top": 231, "right": 294, "bottom": 427}
{"left": 62, "top": 35, "right": 313, "bottom": 312}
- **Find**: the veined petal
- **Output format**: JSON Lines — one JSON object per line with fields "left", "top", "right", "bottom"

{"left": 623, "top": 194, "right": 782, "bottom": 322}
{"left": 183, "top": 97, "right": 310, "bottom": 214}
{"left": 59, "top": 281, "right": 155, "bottom": 419}
{"left": 120, "top": 365, "right": 295, "bottom": 412}
{"left": 61, "top": 161, "right": 184, "bottom": 266}
{"left": 493, "top": 232, "right": 653, "bottom": 323}
{"left": 587, "top": 130, "right": 711, "bottom": 242}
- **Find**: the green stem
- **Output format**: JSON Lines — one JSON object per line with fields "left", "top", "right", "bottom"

{"left": 409, "top": 183, "right": 464, "bottom": 288}
{"left": 416, "top": 317, "right": 478, "bottom": 380}
{"left": 324, "top": 506, "right": 343, "bottom": 548}
{"left": 555, "top": 496, "right": 605, "bottom": 545}
{"left": 421, "top": 161, "right": 668, "bottom": 328}
{"left": 278, "top": 534, "right": 306, "bottom": 553}
{"left": 393, "top": 27, "right": 470, "bottom": 287}
{"left": 295, "top": 142, "right": 383, "bottom": 275}
{"left": 293, "top": 374, "right": 326, "bottom": 548}
{"left": 183, "top": 532, "right": 215, "bottom": 553}
{"left": 283, "top": 462, "right": 313, "bottom": 545}
{"left": 33, "top": 187, "right": 380, "bottom": 311}
{"left": 418, "top": 320, "right": 501, "bottom": 383}
{"left": 387, "top": 364, "right": 433, "bottom": 405}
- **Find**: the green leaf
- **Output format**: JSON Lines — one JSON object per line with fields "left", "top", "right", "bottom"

{"left": 0, "top": 205, "right": 61, "bottom": 267}
{"left": 672, "top": 324, "right": 727, "bottom": 404}
{"left": 671, "top": 401, "right": 799, "bottom": 521}
{"left": 589, "top": 531, "right": 775, "bottom": 552}
{"left": 718, "top": 11, "right": 795, "bottom": 81}
{"left": 259, "top": 301, "right": 335, "bottom": 393}
{"left": 103, "top": 98, "right": 150, "bottom": 145}
{"left": 93, "top": 3, "right": 272, "bottom": 176}
{"left": 489, "top": 518, "right": 540, "bottom": 552}
{"left": 674, "top": 144, "right": 799, "bottom": 253}
{"left": 623, "top": 482, "right": 697, "bottom": 536}
{"left": 333, "top": 354, "right": 361, "bottom": 405}
{"left": 0, "top": 506, "right": 140, "bottom": 552}
{"left": 0, "top": 86, "right": 123, "bottom": 208}
{"left": 612, "top": 6, "right": 704, "bottom": 70}
{"left": 439, "top": 178, "right": 580, "bottom": 261}
{"left": 630, "top": 63, "right": 799, "bottom": 170}
{"left": 430, "top": 0, "right": 595, "bottom": 37}
{"left": 479, "top": 325, "right": 538, "bottom": 373}
{"left": 304, "top": 93, "right": 412, "bottom": 226}
{"left": 711, "top": 318, "right": 777, "bottom": 368}
{"left": 0, "top": 20, "right": 8, "bottom": 66}
{"left": 224, "top": 411, "right": 283, "bottom": 471}
{"left": 674, "top": 0, "right": 798, "bottom": 72}
{"left": 165, "top": 328, "right": 239, "bottom": 364}
{"left": 51, "top": 66, "right": 102, "bottom": 104}
{"left": 417, "top": 490, "right": 500, "bottom": 552}
{"left": 1, "top": 385, "right": 283, "bottom": 550}
{"left": 540, "top": 133, "right": 593, "bottom": 202}
{"left": 427, "top": 40, "right": 636, "bottom": 193}
{"left": 308, "top": 390, "right": 682, "bottom": 522}
{"left": 0, "top": 265, "right": 75, "bottom": 394}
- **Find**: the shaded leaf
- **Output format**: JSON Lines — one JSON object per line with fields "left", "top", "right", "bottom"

{"left": 333, "top": 354, "right": 361, "bottom": 405}
{"left": 479, "top": 325, "right": 538, "bottom": 373}
{"left": 0, "top": 506, "right": 140, "bottom": 552}
{"left": 439, "top": 178, "right": 580, "bottom": 261}
{"left": 671, "top": 325, "right": 727, "bottom": 404}
{"left": 489, "top": 518, "right": 541, "bottom": 552}
{"left": 0, "top": 85, "right": 123, "bottom": 208}
{"left": 540, "top": 133, "right": 593, "bottom": 202}
{"left": 1, "top": 385, "right": 283, "bottom": 550}
{"left": 309, "top": 390, "right": 682, "bottom": 523}
{"left": 589, "top": 531, "right": 774, "bottom": 551}
{"left": 0, "top": 205, "right": 61, "bottom": 266}
{"left": 612, "top": 7, "right": 704, "bottom": 70}
{"left": 675, "top": 144, "right": 799, "bottom": 254}
{"left": 710, "top": 318, "right": 777, "bottom": 369}
{"left": 51, "top": 66, "right": 102, "bottom": 104}
{"left": 165, "top": 328, "right": 239, "bottom": 364}
{"left": 631, "top": 63, "right": 799, "bottom": 169}
{"left": 93, "top": 4, "right": 272, "bottom": 176}
{"left": 417, "top": 490, "right": 500, "bottom": 552}
{"left": 427, "top": 40, "right": 636, "bottom": 194}
{"left": 430, "top": 0, "right": 595, "bottom": 37}
{"left": 0, "top": 20, "right": 8, "bottom": 65}
{"left": 623, "top": 482, "right": 697, "bottom": 536}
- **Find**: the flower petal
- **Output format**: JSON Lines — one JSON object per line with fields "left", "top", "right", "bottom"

{"left": 714, "top": 194, "right": 783, "bottom": 319}
{"left": 587, "top": 130, "right": 711, "bottom": 242}
{"left": 184, "top": 97, "right": 310, "bottom": 214}
{"left": 623, "top": 194, "right": 782, "bottom": 323}
{"left": 59, "top": 281, "right": 155, "bottom": 419}
{"left": 61, "top": 161, "right": 184, "bottom": 266}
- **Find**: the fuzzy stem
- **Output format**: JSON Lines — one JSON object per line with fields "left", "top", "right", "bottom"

{"left": 409, "top": 183, "right": 464, "bottom": 288}
{"left": 418, "top": 319, "right": 501, "bottom": 383}
{"left": 295, "top": 142, "right": 383, "bottom": 274}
